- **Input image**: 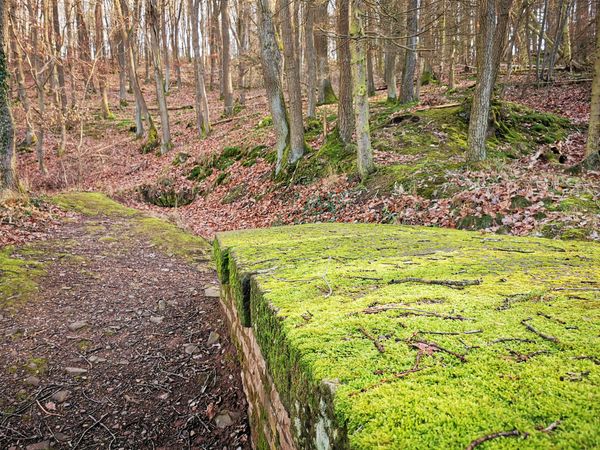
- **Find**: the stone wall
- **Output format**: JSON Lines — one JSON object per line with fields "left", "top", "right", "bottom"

{"left": 219, "top": 285, "right": 296, "bottom": 450}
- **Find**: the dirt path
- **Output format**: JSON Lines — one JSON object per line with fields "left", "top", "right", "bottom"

{"left": 0, "top": 196, "right": 249, "bottom": 449}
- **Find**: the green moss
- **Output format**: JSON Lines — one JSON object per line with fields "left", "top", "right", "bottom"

{"left": 52, "top": 192, "right": 210, "bottom": 262}
{"left": 550, "top": 194, "right": 600, "bottom": 214}
{"left": 0, "top": 245, "right": 45, "bottom": 310}
{"left": 256, "top": 115, "right": 273, "bottom": 128}
{"left": 25, "top": 357, "right": 48, "bottom": 375}
{"left": 141, "top": 125, "right": 160, "bottom": 154}
{"left": 305, "top": 117, "right": 324, "bottom": 141}
{"left": 138, "top": 184, "right": 196, "bottom": 208}
{"left": 172, "top": 152, "right": 190, "bottom": 166}
{"left": 222, "top": 184, "right": 246, "bottom": 204}
{"left": 51, "top": 192, "right": 137, "bottom": 217}
{"left": 134, "top": 217, "right": 209, "bottom": 262}
{"left": 317, "top": 82, "right": 338, "bottom": 106}
{"left": 215, "top": 223, "right": 600, "bottom": 449}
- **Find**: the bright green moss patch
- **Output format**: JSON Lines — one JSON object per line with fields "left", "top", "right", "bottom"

{"left": 52, "top": 192, "right": 210, "bottom": 262}
{"left": 215, "top": 223, "right": 600, "bottom": 449}
{"left": 367, "top": 101, "right": 572, "bottom": 197}
{"left": 0, "top": 246, "right": 45, "bottom": 310}
{"left": 52, "top": 192, "right": 139, "bottom": 217}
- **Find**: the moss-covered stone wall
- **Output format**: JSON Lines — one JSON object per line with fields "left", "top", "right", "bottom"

{"left": 215, "top": 223, "right": 599, "bottom": 449}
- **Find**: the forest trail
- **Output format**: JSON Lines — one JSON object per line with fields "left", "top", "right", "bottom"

{"left": 0, "top": 194, "right": 249, "bottom": 449}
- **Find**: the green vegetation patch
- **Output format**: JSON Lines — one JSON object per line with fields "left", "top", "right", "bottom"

{"left": 215, "top": 223, "right": 600, "bottom": 449}
{"left": 365, "top": 101, "right": 572, "bottom": 197}
{"left": 52, "top": 192, "right": 210, "bottom": 262}
{"left": 0, "top": 245, "right": 45, "bottom": 311}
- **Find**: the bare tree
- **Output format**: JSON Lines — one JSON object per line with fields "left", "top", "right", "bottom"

{"left": 400, "top": 0, "right": 418, "bottom": 103}
{"left": 351, "top": 0, "right": 374, "bottom": 179}
{"left": 337, "top": 0, "right": 354, "bottom": 143}
{"left": 0, "top": 0, "right": 17, "bottom": 191}
{"left": 190, "top": 0, "right": 211, "bottom": 137}
{"left": 279, "top": 0, "right": 305, "bottom": 165}
{"left": 221, "top": 0, "right": 234, "bottom": 115}
{"left": 256, "top": 0, "right": 290, "bottom": 174}
{"left": 582, "top": 7, "right": 600, "bottom": 169}
{"left": 148, "top": 0, "right": 173, "bottom": 154}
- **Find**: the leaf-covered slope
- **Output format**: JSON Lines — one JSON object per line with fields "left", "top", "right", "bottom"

{"left": 215, "top": 223, "right": 600, "bottom": 449}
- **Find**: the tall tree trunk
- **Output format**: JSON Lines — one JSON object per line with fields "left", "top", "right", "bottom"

{"left": 351, "top": 0, "right": 374, "bottom": 179}
{"left": 400, "top": 0, "right": 418, "bottom": 103}
{"left": 9, "top": 13, "right": 34, "bottom": 146}
{"left": 172, "top": 0, "right": 183, "bottom": 88}
{"left": 582, "top": 8, "right": 600, "bottom": 169}
{"left": 315, "top": 0, "right": 336, "bottom": 104}
{"left": 256, "top": 0, "right": 290, "bottom": 174}
{"left": 95, "top": 0, "right": 112, "bottom": 119}
{"left": 337, "top": 0, "right": 354, "bottom": 143}
{"left": 384, "top": 0, "right": 398, "bottom": 101}
{"left": 52, "top": 0, "right": 68, "bottom": 112}
{"left": 0, "top": 0, "right": 17, "bottom": 191}
{"left": 305, "top": 0, "right": 317, "bottom": 118}
{"left": 190, "top": 0, "right": 211, "bottom": 137}
{"left": 114, "top": 0, "right": 158, "bottom": 148}
{"left": 221, "top": 0, "right": 234, "bottom": 115}
{"left": 161, "top": 0, "right": 170, "bottom": 92}
{"left": 148, "top": 0, "right": 172, "bottom": 154}
{"left": 236, "top": 0, "right": 249, "bottom": 104}
{"left": 280, "top": 0, "right": 305, "bottom": 164}
{"left": 467, "top": 0, "right": 514, "bottom": 162}
{"left": 75, "top": 0, "right": 95, "bottom": 92}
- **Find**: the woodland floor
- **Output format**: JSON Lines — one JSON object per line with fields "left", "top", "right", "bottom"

{"left": 0, "top": 198, "right": 249, "bottom": 449}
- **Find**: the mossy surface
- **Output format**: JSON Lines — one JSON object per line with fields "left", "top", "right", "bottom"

{"left": 51, "top": 192, "right": 210, "bottom": 262}
{"left": 0, "top": 246, "right": 45, "bottom": 310}
{"left": 215, "top": 223, "right": 600, "bottom": 449}
{"left": 367, "top": 102, "right": 572, "bottom": 197}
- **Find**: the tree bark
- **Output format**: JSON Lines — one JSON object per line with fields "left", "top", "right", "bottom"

{"left": 279, "top": 0, "right": 305, "bottom": 164}
{"left": 467, "top": 0, "right": 514, "bottom": 162}
{"left": 337, "top": 0, "right": 354, "bottom": 143}
{"left": 95, "top": 0, "right": 112, "bottom": 119}
{"left": 148, "top": 0, "right": 173, "bottom": 154}
{"left": 256, "top": 0, "right": 290, "bottom": 174}
{"left": 114, "top": 0, "right": 158, "bottom": 148}
{"left": 583, "top": 7, "right": 600, "bottom": 168}
{"left": 0, "top": 0, "right": 17, "bottom": 191}
{"left": 305, "top": 0, "right": 317, "bottom": 118}
{"left": 9, "top": 12, "right": 34, "bottom": 146}
{"left": 351, "top": 0, "right": 374, "bottom": 179}
{"left": 190, "top": 0, "right": 211, "bottom": 137}
{"left": 400, "top": 0, "right": 418, "bottom": 103}
{"left": 221, "top": 0, "right": 234, "bottom": 115}
{"left": 315, "top": 0, "right": 336, "bottom": 104}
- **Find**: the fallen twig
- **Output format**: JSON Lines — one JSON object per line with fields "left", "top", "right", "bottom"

{"left": 540, "top": 420, "right": 561, "bottom": 433}
{"left": 491, "top": 337, "right": 536, "bottom": 344}
{"left": 418, "top": 330, "right": 482, "bottom": 336}
{"left": 411, "top": 340, "right": 467, "bottom": 362}
{"left": 552, "top": 287, "right": 600, "bottom": 292}
{"left": 466, "top": 429, "right": 524, "bottom": 450}
{"left": 509, "top": 349, "right": 550, "bottom": 362}
{"left": 364, "top": 304, "right": 473, "bottom": 321}
{"left": 521, "top": 318, "right": 560, "bottom": 343}
{"left": 73, "top": 413, "right": 109, "bottom": 449}
{"left": 359, "top": 327, "right": 385, "bottom": 353}
{"left": 389, "top": 277, "right": 481, "bottom": 289}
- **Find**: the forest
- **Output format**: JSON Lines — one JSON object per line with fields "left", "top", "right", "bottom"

{"left": 0, "top": 0, "right": 599, "bottom": 448}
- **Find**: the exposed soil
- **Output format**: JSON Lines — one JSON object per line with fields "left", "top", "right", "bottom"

{"left": 0, "top": 209, "right": 249, "bottom": 449}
